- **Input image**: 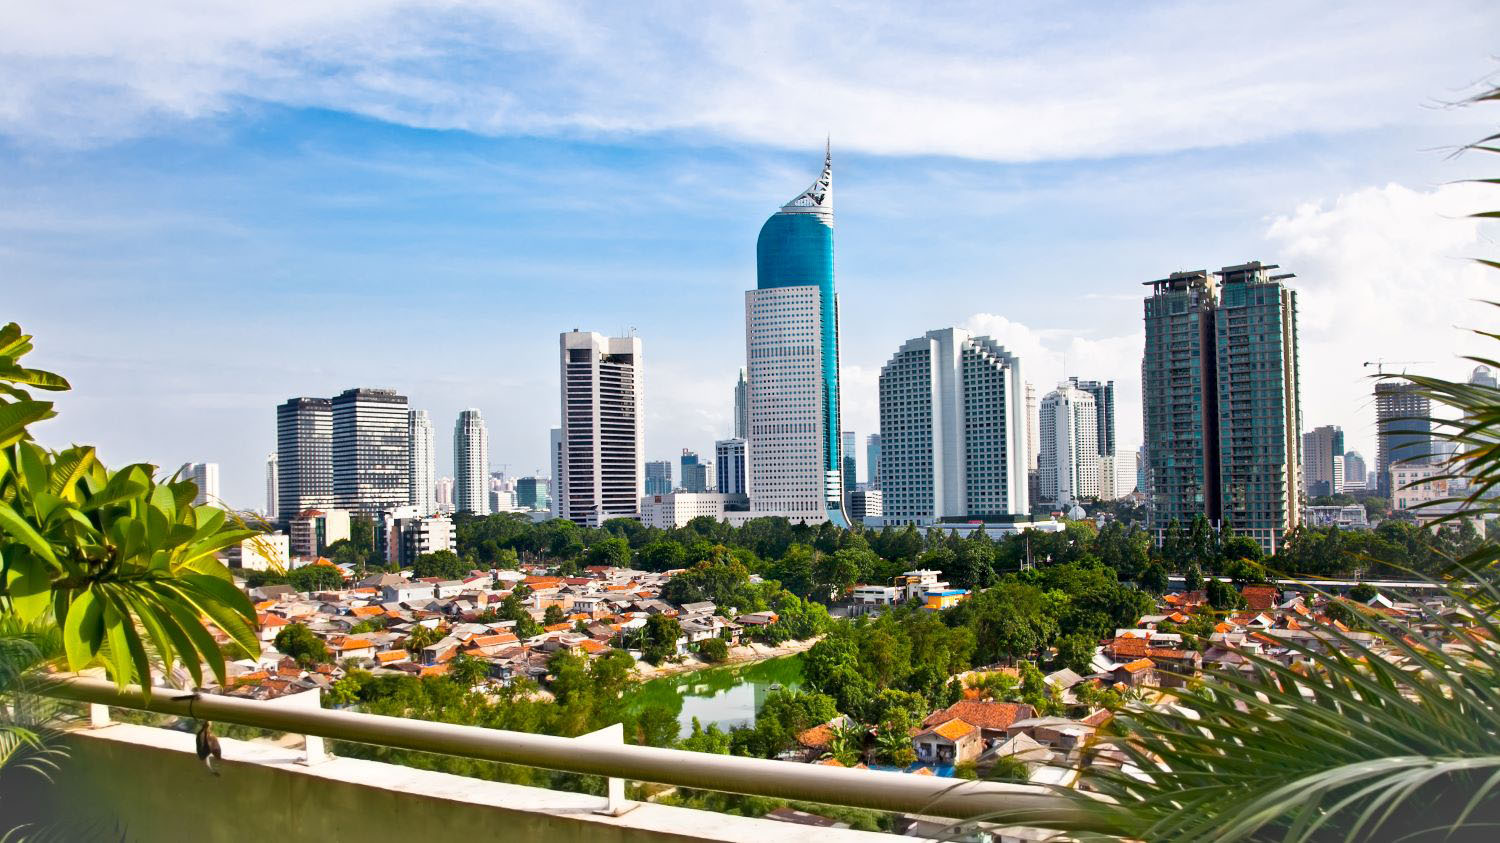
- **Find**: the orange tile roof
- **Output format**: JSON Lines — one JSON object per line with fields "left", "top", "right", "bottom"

{"left": 350, "top": 606, "right": 384, "bottom": 618}
{"left": 1241, "top": 586, "right": 1278, "bottom": 611}
{"left": 332, "top": 636, "right": 375, "bottom": 651}
{"left": 472, "top": 633, "right": 519, "bottom": 648}
{"left": 1147, "top": 648, "right": 1193, "bottom": 661}
{"left": 1109, "top": 637, "right": 1149, "bottom": 658}
{"left": 928, "top": 718, "right": 977, "bottom": 742}
{"left": 912, "top": 767, "right": 936, "bottom": 776}
{"left": 798, "top": 724, "right": 834, "bottom": 749}
{"left": 924, "top": 701, "right": 1030, "bottom": 731}
{"left": 377, "top": 649, "right": 409, "bottom": 663}
{"left": 817, "top": 758, "right": 845, "bottom": 767}
{"left": 233, "top": 670, "right": 269, "bottom": 684}
{"left": 543, "top": 623, "right": 572, "bottom": 633}
{"left": 579, "top": 639, "right": 607, "bottom": 654}
{"left": 254, "top": 600, "right": 278, "bottom": 611}
{"left": 258, "top": 613, "right": 289, "bottom": 627}
{"left": 1121, "top": 658, "right": 1154, "bottom": 672}
{"left": 419, "top": 664, "right": 449, "bottom": 677}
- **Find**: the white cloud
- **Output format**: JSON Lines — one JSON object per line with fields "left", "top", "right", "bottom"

{"left": 2, "top": 1, "right": 1494, "bottom": 157}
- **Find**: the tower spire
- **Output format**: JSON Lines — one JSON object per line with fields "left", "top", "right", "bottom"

{"left": 779, "top": 143, "right": 833, "bottom": 217}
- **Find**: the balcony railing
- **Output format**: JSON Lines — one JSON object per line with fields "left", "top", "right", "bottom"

{"left": 38, "top": 673, "right": 1096, "bottom": 830}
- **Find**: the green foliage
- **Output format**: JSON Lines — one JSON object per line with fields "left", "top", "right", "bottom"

{"left": 725, "top": 689, "right": 838, "bottom": 759}
{"left": 697, "top": 636, "right": 729, "bottom": 663}
{"left": 641, "top": 614, "right": 682, "bottom": 665}
{"left": 289, "top": 564, "right": 343, "bottom": 593}
{"left": 404, "top": 624, "right": 443, "bottom": 652}
{"left": 1348, "top": 582, "right": 1378, "bottom": 603}
{"left": 802, "top": 607, "right": 974, "bottom": 720}
{"left": 447, "top": 652, "right": 489, "bottom": 688}
{"left": 274, "top": 623, "right": 329, "bottom": 667}
{"left": 585, "top": 536, "right": 631, "bottom": 567}
{"left": 349, "top": 616, "right": 387, "bottom": 635}
{"left": 1053, "top": 631, "right": 1097, "bottom": 675}
{"left": 681, "top": 717, "right": 732, "bottom": 754}
{"left": 1206, "top": 577, "right": 1243, "bottom": 610}
{"left": 411, "top": 550, "right": 467, "bottom": 580}
{"left": 828, "top": 720, "right": 865, "bottom": 765}
{"left": 543, "top": 605, "right": 565, "bottom": 626}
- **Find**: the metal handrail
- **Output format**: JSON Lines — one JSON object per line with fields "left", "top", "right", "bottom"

{"left": 38, "top": 673, "right": 1098, "bottom": 826}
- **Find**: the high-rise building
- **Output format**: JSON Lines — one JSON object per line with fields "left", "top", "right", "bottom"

{"left": 1136, "top": 444, "right": 1147, "bottom": 497}
{"left": 744, "top": 145, "right": 848, "bottom": 525}
{"left": 1067, "top": 378, "right": 1115, "bottom": 457}
{"left": 264, "top": 453, "right": 278, "bottom": 520}
{"left": 435, "top": 476, "right": 454, "bottom": 512}
{"left": 178, "top": 462, "right": 220, "bottom": 507}
{"left": 1471, "top": 366, "right": 1498, "bottom": 389}
{"left": 516, "top": 477, "right": 551, "bottom": 511}
{"left": 1025, "top": 382, "right": 1039, "bottom": 471}
{"left": 559, "top": 330, "right": 644, "bottom": 525}
{"left": 841, "top": 430, "right": 857, "bottom": 497}
{"left": 276, "top": 397, "right": 333, "bottom": 521}
{"left": 645, "top": 460, "right": 673, "bottom": 496}
{"left": 1039, "top": 385, "right": 1100, "bottom": 507}
{"left": 847, "top": 488, "right": 882, "bottom": 523}
{"left": 1375, "top": 382, "right": 1432, "bottom": 497}
{"left": 408, "top": 409, "right": 436, "bottom": 515}
{"left": 453, "top": 408, "right": 490, "bottom": 516}
{"left": 549, "top": 427, "right": 562, "bottom": 518}
{"left": 331, "top": 388, "right": 409, "bottom": 515}
{"left": 1343, "top": 450, "right": 1368, "bottom": 489}
{"left": 1100, "top": 450, "right": 1139, "bottom": 500}
{"left": 680, "top": 449, "right": 709, "bottom": 493}
{"left": 715, "top": 439, "right": 747, "bottom": 496}
{"left": 1142, "top": 262, "right": 1302, "bottom": 553}
{"left": 1303, "top": 424, "right": 1345, "bottom": 498}
{"left": 876, "top": 327, "right": 1028, "bottom": 525}
{"left": 733, "top": 369, "right": 749, "bottom": 439}
{"left": 866, "top": 434, "right": 882, "bottom": 489}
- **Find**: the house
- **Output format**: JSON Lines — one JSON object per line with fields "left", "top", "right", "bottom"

{"left": 256, "top": 613, "right": 290, "bottom": 642}
{"left": 375, "top": 649, "right": 410, "bottom": 667}
{"left": 679, "top": 601, "right": 716, "bottom": 616}
{"left": 435, "top": 580, "right": 466, "bottom": 599}
{"left": 1004, "top": 717, "right": 1100, "bottom": 755}
{"left": 1241, "top": 585, "right": 1280, "bottom": 611}
{"left": 1112, "top": 657, "right": 1157, "bottom": 687}
{"left": 849, "top": 585, "right": 899, "bottom": 616}
{"left": 912, "top": 718, "right": 982, "bottom": 765}
{"left": 383, "top": 582, "right": 435, "bottom": 604}
{"left": 1145, "top": 648, "right": 1203, "bottom": 687}
{"left": 922, "top": 589, "right": 970, "bottom": 612}
{"left": 921, "top": 701, "right": 1035, "bottom": 743}
{"left": 736, "top": 611, "right": 779, "bottom": 627}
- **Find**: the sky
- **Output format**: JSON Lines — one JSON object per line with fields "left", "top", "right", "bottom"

{"left": 5, "top": 0, "right": 1500, "bottom": 510}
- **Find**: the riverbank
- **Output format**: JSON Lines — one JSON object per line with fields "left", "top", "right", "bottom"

{"left": 633, "top": 636, "right": 821, "bottom": 680}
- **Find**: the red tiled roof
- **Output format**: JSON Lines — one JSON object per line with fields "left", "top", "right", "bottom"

{"left": 377, "top": 649, "right": 409, "bottom": 664}
{"left": 923, "top": 701, "right": 1032, "bottom": 731}
{"left": 1121, "top": 658, "right": 1154, "bottom": 672}
{"left": 1241, "top": 586, "right": 1278, "bottom": 611}
{"left": 1108, "top": 636, "right": 1149, "bottom": 658}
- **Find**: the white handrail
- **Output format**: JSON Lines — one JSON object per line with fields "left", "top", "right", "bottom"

{"left": 38, "top": 673, "right": 1099, "bottom": 826}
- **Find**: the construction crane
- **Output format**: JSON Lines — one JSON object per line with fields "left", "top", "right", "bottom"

{"left": 1363, "top": 359, "right": 1433, "bottom": 375}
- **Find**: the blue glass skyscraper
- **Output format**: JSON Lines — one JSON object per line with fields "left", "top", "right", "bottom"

{"left": 745, "top": 144, "right": 849, "bottom": 526}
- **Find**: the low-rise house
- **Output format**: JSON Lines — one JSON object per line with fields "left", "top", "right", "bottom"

{"left": 849, "top": 585, "right": 899, "bottom": 616}
{"left": 383, "top": 582, "right": 435, "bottom": 604}
{"left": 922, "top": 701, "right": 1035, "bottom": 744}
{"left": 1112, "top": 657, "right": 1157, "bottom": 687}
{"left": 912, "top": 718, "right": 981, "bottom": 765}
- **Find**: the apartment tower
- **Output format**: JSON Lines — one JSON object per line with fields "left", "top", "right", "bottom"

{"left": 559, "top": 330, "right": 644, "bottom": 525}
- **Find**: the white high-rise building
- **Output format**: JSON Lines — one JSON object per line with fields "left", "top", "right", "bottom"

{"left": 1025, "top": 381, "right": 1039, "bottom": 472}
{"left": 264, "top": 453, "right": 278, "bottom": 520}
{"left": 1099, "top": 450, "right": 1139, "bottom": 500}
{"left": 876, "top": 327, "right": 1028, "bottom": 526}
{"left": 331, "top": 388, "right": 410, "bottom": 514}
{"left": 559, "top": 331, "right": 644, "bottom": 526}
{"left": 1039, "top": 384, "right": 1100, "bottom": 508}
{"left": 453, "top": 409, "right": 490, "bottom": 516}
{"left": 178, "top": 462, "right": 221, "bottom": 507}
{"left": 434, "top": 476, "right": 454, "bottom": 513}
{"left": 408, "top": 409, "right": 436, "bottom": 515}
{"left": 549, "top": 427, "right": 562, "bottom": 518}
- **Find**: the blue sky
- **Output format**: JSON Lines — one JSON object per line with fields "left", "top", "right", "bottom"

{"left": 5, "top": 0, "right": 1500, "bottom": 508}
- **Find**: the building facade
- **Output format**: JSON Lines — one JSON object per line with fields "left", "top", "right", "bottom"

{"left": 559, "top": 330, "right": 644, "bottom": 525}
{"left": 276, "top": 397, "right": 333, "bottom": 522}
{"left": 841, "top": 430, "right": 858, "bottom": 501}
{"left": 453, "top": 408, "right": 490, "bottom": 516}
{"left": 264, "top": 453, "right": 278, "bottom": 520}
{"left": 715, "top": 438, "right": 747, "bottom": 496}
{"left": 866, "top": 433, "right": 881, "bottom": 489}
{"left": 876, "top": 327, "right": 1028, "bottom": 526}
{"left": 331, "top": 388, "right": 409, "bottom": 515}
{"left": 1375, "top": 382, "right": 1432, "bottom": 497}
{"left": 847, "top": 488, "right": 883, "bottom": 523}
{"left": 178, "top": 462, "right": 220, "bottom": 507}
{"left": 1038, "top": 384, "right": 1100, "bottom": 508}
{"left": 1343, "top": 450, "right": 1368, "bottom": 489}
{"left": 744, "top": 146, "right": 848, "bottom": 526}
{"left": 680, "top": 449, "right": 710, "bottom": 493}
{"left": 639, "top": 492, "right": 746, "bottom": 529}
{"left": 516, "top": 477, "right": 550, "bottom": 511}
{"left": 1303, "top": 424, "right": 1345, "bottom": 498}
{"left": 1067, "top": 378, "right": 1115, "bottom": 458}
{"left": 734, "top": 368, "right": 749, "bottom": 439}
{"left": 549, "top": 427, "right": 562, "bottom": 518}
{"left": 407, "top": 409, "right": 436, "bottom": 515}
{"left": 1142, "top": 262, "right": 1303, "bottom": 554}
{"left": 645, "top": 460, "right": 673, "bottom": 496}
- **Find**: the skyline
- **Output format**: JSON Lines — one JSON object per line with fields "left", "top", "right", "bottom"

{"left": 8, "top": 2, "right": 1500, "bottom": 509}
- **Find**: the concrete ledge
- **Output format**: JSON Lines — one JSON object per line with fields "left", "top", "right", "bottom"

{"left": 49, "top": 724, "right": 906, "bottom": 842}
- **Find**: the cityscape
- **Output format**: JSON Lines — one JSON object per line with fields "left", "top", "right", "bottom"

{"left": 5, "top": 3, "right": 1500, "bottom": 841}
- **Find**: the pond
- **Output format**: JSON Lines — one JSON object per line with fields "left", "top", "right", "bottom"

{"left": 627, "top": 654, "right": 805, "bottom": 733}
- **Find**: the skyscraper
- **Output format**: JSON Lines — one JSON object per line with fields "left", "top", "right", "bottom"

{"left": 435, "top": 475, "right": 454, "bottom": 513}
{"left": 559, "top": 330, "right": 644, "bottom": 525}
{"left": 516, "top": 477, "right": 550, "bottom": 511}
{"left": 1025, "top": 381, "right": 1039, "bottom": 471}
{"left": 876, "top": 327, "right": 1028, "bottom": 525}
{"left": 453, "top": 408, "right": 490, "bottom": 516}
{"left": 178, "top": 462, "right": 220, "bottom": 507}
{"left": 680, "top": 449, "right": 710, "bottom": 493}
{"left": 715, "top": 439, "right": 747, "bottom": 496}
{"left": 1067, "top": 378, "right": 1115, "bottom": 457}
{"left": 1375, "top": 382, "right": 1432, "bottom": 497}
{"left": 645, "top": 460, "right": 673, "bottom": 496}
{"left": 276, "top": 397, "right": 332, "bottom": 521}
{"left": 1302, "top": 424, "right": 1345, "bottom": 498}
{"left": 1142, "top": 262, "right": 1302, "bottom": 553}
{"left": 1039, "top": 385, "right": 1100, "bottom": 507}
{"left": 1343, "top": 450, "right": 1368, "bottom": 489}
{"left": 745, "top": 145, "right": 847, "bottom": 525}
{"left": 265, "top": 453, "right": 278, "bottom": 520}
{"left": 1471, "top": 366, "right": 1498, "bottom": 389}
{"left": 841, "top": 430, "right": 857, "bottom": 497}
{"left": 733, "top": 369, "right": 749, "bottom": 439}
{"left": 549, "top": 427, "right": 562, "bottom": 518}
{"left": 331, "top": 388, "right": 410, "bottom": 514}
{"left": 866, "top": 434, "right": 881, "bottom": 489}
{"left": 408, "top": 409, "right": 436, "bottom": 514}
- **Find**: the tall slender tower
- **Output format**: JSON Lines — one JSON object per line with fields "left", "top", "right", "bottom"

{"left": 178, "top": 462, "right": 221, "bottom": 507}
{"left": 265, "top": 453, "right": 278, "bottom": 520}
{"left": 745, "top": 144, "right": 848, "bottom": 525}
{"left": 453, "top": 409, "right": 490, "bottom": 516}
{"left": 734, "top": 369, "right": 749, "bottom": 439}
{"left": 1039, "top": 385, "right": 1100, "bottom": 507}
{"left": 408, "top": 409, "right": 436, "bottom": 514}
{"left": 559, "top": 330, "right": 644, "bottom": 525}
{"left": 1374, "top": 382, "right": 1432, "bottom": 497}
{"left": 276, "top": 397, "right": 332, "bottom": 521}
{"left": 332, "top": 388, "right": 410, "bottom": 514}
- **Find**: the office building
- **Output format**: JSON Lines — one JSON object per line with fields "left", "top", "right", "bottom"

{"left": 876, "top": 327, "right": 1028, "bottom": 526}
{"left": 453, "top": 409, "right": 490, "bottom": 516}
{"left": 1039, "top": 384, "right": 1100, "bottom": 507}
{"left": 744, "top": 145, "right": 848, "bottom": 525}
{"left": 1099, "top": 450, "right": 1138, "bottom": 500}
{"left": 331, "top": 388, "right": 409, "bottom": 514}
{"left": 389, "top": 514, "right": 455, "bottom": 568}
{"left": 841, "top": 430, "right": 857, "bottom": 499}
{"left": 1142, "top": 262, "right": 1302, "bottom": 554}
{"left": 1472, "top": 365, "right": 1498, "bottom": 389}
{"left": 734, "top": 369, "right": 749, "bottom": 439}
{"left": 407, "top": 409, "right": 436, "bottom": 515}
{"left": 559, "top": 330, "right": 644, "bottom": 525}
{"left": 1025, "top": 382, "right": 1039, "bottom": 471}
{"left": 177, "top": 462, "right": 220, "bottom": 507}
{"left": 645, "top": 460, "right": 673, "bottom": 496}
{"left": 490, "top": 488, "right": 518, "bottom": 513}
{"left": 680, "top": 449, "right": 710, "bottom": 493}
{"left": 640, "top": 492, "right": 747, "bottom": 529}
{"left": 1303, "top": 424, "right": 1345, "bottom": 498}
{"left": 866, "top": 433, "right": 881, "bottom": 489}
{"left": 1332, "top": 454, "right": 1345, "bottom": 495}
{"left": 264, "top": 454, "right": 278, "bottom": 520}
{"left": 1067, "top": 378, "right": 1115, "bottom": 457}
{"left": 516, "top": 477, "right": 551, "bottom": 511}
{"left": 1343, "top": 450, "right": 1368, "bottom": 489}
{"left": 847, "top": 488, "right": 883, "bottom": 523}
{"left": 288, "top": 508, "right": 351, "bottom": 558}
{"left": 549, "top": 427, "right": 562, "bottom": 518}
{"left": 226, "top": 532, "right": 290, "bottom": 572}
{"left": 715, "top": 438, "right": 747, "bottom": 496}
{"left": 276, "top": 397, "right": 333, "bottom": 522}
{"left": 1375, "top": 382, "right": 1432, "bottom": 497}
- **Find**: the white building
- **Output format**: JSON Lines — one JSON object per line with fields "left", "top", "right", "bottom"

{"left": 178, "top": 462, "right": 220, "bottom": 507}
{"left": 850, "top": 585, "right": 899, "bottom": 616}
{"left": 264, "top": 453, "right": 278, "bottom": 520}
{"left": 715, "top": 438, "right": 747, "bottom": 496}
{"left": 453, "top": 408, "right": 490, "bottom": 516}
{"left": 434, "top": 476, "right": 454, "bottom": 514}
{"left": 639, "top": 492, "right": 746, "bottom": 529}
{"left": 391, "top": 514, "right": 455, "bottom": 567}
{"left": 1039, "top": 384, "right": 1100, "bottom": 507}
{"left": 1099, "top": 451, "right": 1139, "bottom": 500}
{"left": 226, "top": 532, "right": 290, "bottom": 572}
{"left": 876, "top": 327, "right": 1028, "bottom": 526}
{"left": 549, "top": 427, "right": 562, "bottom": 519}
{"left": 847, "top": 488, "right": 882, "bottom": 522}
{"left": 288, "top": 508, "right": 351, "bottom": 559}
{"left": 559, "top": 331, "right": 644, "bottom": 526}
{"left": 408, "top": 409, "right": 436, "bottom": 515}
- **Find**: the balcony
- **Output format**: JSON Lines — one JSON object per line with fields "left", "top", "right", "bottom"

{"left": 21, "top": 675, "right": 1089, "bottom": 842}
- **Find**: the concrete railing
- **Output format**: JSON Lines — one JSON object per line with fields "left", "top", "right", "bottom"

{"left": 38, "top": 673, "right": 1099, "bottom": 827}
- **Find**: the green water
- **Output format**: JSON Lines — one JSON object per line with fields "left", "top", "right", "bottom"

{"left": 628, "top": 654, "right": 805, "bottom": 732}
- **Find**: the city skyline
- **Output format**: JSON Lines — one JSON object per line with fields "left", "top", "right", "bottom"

{"left": 10, "top": 4, "right": 1500, "bottom": 509}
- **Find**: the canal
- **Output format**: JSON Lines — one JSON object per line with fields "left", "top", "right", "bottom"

{"left": 627, "top": 654, "right": 805, "bottom": 733}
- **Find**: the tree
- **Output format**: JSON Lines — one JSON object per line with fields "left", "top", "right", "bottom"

{"left": 543, "top": 605, "right": 566, "bottom": 626}
{"left": 448, "top": 653, "right": 489, "bottom": 688}
{"left": 1054, "top": 632, "right": 1097, "bottom": 675}
{"left": 680, "top": 718, "right": 732, "bottom": 754}
{"left": 289, "top": 564, "right": 343, "bottom": 593}
{"left": 405, "top": 624, "right": 443, "bottom": 652}
{"left": 765, "top": 545, "right": 817, "bottom": 600}
{"left": 412, "top": 550, "right": 467, "bottom": 580}
{"left": 274, "top": 623, "right": 329, "bottom": 668}
{"left": 586, "top": 536, "right": 631, "bottom": 567}
{"left": 813, "top": 548, "right": 863, "bottom": 601}
{"left": 829, "top": 721, "right": 865, "bottom": 766}
{"left": 1348, "top": 582, "right": 1378, "bottom": 603}
{"left": 874, "top": 721, "right": 916, "bottom": 766}
{"left": 1205, "top": 577, "right": 1242, "bottom": 610}
{"left": 1184, "top": 564, "right": 1204, "bottom": 592}
{"left": 641, "top": 614, "right": 682, "bottom": 665}
{"left": 1139, "top": 562, "right": 1169, "bottom": 595}
{"left": 698, "top": 636, "right": 729, "bottom": 663}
